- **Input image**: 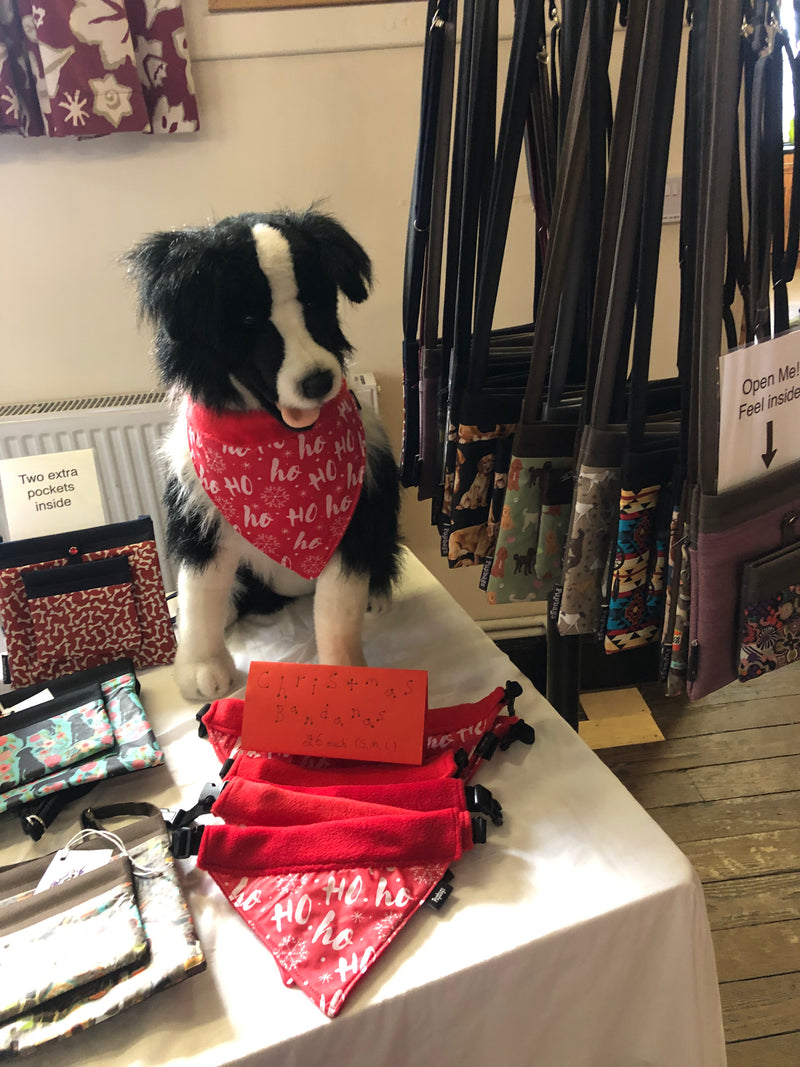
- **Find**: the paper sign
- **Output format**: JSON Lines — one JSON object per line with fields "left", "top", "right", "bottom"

{"left": 242, "top": 662, "right": 428, "bottom": 765}
{"left": 718, "top": 331, "right": 800, "bottom": 491}
{"left": 0, "top": 448, "right": 106, "bottom": 539}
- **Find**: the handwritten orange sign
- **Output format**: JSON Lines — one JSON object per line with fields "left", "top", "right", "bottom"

{"left": 241, "top": 662, "right": 428, "bottom": 765}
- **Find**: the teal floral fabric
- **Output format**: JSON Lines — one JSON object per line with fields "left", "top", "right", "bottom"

{"left": 0, "top": 697, "right": 114, "bottom": 793}
{"left": 0, "top": 672, "right": 163, "bottom": 814}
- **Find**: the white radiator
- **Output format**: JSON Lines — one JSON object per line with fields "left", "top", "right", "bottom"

{"left": 0, "top": 392, "right": 177, "bottom": 593}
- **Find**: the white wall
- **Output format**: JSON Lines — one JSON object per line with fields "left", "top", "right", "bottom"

{"left": 0, "top": 1, "right": 685, "bottom": 619}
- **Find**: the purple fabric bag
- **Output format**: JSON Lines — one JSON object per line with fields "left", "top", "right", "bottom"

{"left": 686, "top": 461, "right": 800, "bottom": 701}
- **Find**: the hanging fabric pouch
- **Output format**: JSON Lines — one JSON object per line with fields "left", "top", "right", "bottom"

{"left": 0, "top": 854, "right": 149, "bottom": 1026}
{"left": 688, "top": 463, "right": 800, "bottom": 699}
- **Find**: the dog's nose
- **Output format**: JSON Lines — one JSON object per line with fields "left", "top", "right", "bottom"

{"left": 299, "top": 369, "right": 334, "bottom": 400}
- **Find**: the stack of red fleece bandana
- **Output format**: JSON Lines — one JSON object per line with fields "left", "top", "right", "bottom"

{"left": 175, "top": 682, "right": 532, "bottom": 1017}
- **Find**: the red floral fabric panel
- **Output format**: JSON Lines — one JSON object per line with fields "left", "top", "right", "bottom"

{"left": 0, "top": 0, "right": 198, "bottom": 138}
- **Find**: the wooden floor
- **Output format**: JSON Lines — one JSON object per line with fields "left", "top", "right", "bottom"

{"left": 595, "top": 664, "right": 800, "bottom": 1067}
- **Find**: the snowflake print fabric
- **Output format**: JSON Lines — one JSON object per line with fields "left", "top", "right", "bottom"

{"left": 197, "top": 809, "right": 470, "bottom": 1017}
{"left": 0, "top": 0, "right": 198, "bottom": 138}
{"left": 187, "top": 383, "right": 366, "bottom": 580}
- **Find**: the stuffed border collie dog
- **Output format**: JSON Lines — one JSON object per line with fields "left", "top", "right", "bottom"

{"left": 126, "top": 210, "right": 401, "bottom": 701}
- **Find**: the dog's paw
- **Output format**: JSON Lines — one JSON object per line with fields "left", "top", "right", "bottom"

{"left": 174, "top": 650, "right": 240, "bottom": 701}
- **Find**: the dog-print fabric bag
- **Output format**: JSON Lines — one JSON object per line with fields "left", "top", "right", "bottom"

{"left": 0, "top": 659, "right": 164, "bottom": 827}
{"left": 437, "top": 0, "right": 555, "bottom": 562}
{"left": 0, "top": 518, "right": 175, "bottom": 687}
{"left": 444, "top": 419, "right": 516, "bottom": 568}
{"left": 557, "top": 0, "right": 683, "bottom": 637}
{"left": 483, "top": 428, "right": 575, "bottom": 605}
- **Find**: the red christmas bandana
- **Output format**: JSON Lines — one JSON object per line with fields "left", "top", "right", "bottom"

{"left": 186, "top": 383, "right": 366, "bottom": 579}
{"left": 196, "top": 809, "right": 471, "bottom": 1017}
{"left": 201, "top": 685, "right": 522, "bottom": 779}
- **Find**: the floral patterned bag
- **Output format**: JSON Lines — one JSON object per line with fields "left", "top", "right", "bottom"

{"left": 737, "top": 539, "right": 800, "bottom": 681}
{"left": 0, "top": 681, "right": 115, "bottom": 794}
{"left": 0, "top": 854, "right": 149, "bottom": 1025}
{"left": 0, "top": 807, "right": 205, "bottom": 1058}
{"left": 0, "top": 658, "right": 164, "bottom": 824}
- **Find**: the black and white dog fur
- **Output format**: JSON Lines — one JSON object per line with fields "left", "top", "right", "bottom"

{"left": 126, "top": 210, "right": 401, "bottom": 702}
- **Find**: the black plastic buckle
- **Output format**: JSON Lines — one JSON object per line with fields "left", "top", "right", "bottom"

{"left": 220, "top": 756, "right": 235, "bottom": 778}
{"left": 196, "top": 703, "right": 211, "bottom": 738}
{"left": 503, "top": 680, "right": 523, "bottom": 714}
{"left": 451, "top": 748, "right": 469, "bottom": 777}
{"left": 170, "top": 782, "right": 221, "bottom": 831}
{"left": 499, "top": 719, "right": 536, "bottom": 750}
{"left": 21, "top": 814, "right": 46, "bottom": 842}
{"left": 470, "top": 816, "right": 487, "bottom": 844}
{"left": 170, "top": 825, "right": 204, "bottom": 859}
{"left": 465, "top": 784, "right": 503, "bottom": 826}
{"left": 474, "top": 731, "right": 499, "bottom": 761}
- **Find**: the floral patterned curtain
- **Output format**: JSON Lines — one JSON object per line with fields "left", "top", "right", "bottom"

{"left": 0, "top": 0, "right": 199, "bottom": 137}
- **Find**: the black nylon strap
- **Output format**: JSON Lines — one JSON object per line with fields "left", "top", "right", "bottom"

{"left": 589, "top": 0, "right": 675, "bottom": 431}
{"left": 625, "top": 0, "right": 684, "bottom": 443}
{"left": 468, "top": 0, "right": 545, "bottom": 392}
{"left": 520, "top": 2, "right": 593, "bottom": 426}
{"left": 81, "top": 802, "right": 162, "bottom": 831}
{"left": 400, "top": 0, "right": 450, "bottom": 486}
{"left": 694, "top": 0, "right": 746, "bottom": 494}
{"left": 444, "top": 0, "right": 498, "bottom": 428}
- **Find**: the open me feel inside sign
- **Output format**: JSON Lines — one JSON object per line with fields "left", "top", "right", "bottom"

{"left": 718, "top": 330, "right": 800, "bottom": 492}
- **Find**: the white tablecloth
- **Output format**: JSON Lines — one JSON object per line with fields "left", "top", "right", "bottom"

{"left": 0, "top": 549, "right": 726, "bottom": 1067}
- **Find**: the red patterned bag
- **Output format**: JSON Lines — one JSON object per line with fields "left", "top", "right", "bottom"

{"left": 0, "top": 519, "right": 176, "bottom": 687}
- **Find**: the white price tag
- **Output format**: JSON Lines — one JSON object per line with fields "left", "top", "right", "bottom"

{"left": 34, "top": 848, "right": 113, "bottom": 894}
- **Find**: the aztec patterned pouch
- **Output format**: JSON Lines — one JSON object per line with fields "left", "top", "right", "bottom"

{"left": 737, "top": 539, "right": 800, "bottom": 681}
{"left": 603, "top": 451, "right": 675, "bottom": 655}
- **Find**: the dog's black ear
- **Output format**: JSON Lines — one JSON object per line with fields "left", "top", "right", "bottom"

{"left": 124, "top": 229, "right": 205, "bottom": 332}
{"left": 300, "top": 212, "right": 372, "bottom": 304}
{"left": 124, "top": 227, "right": 252, "bottom": 347}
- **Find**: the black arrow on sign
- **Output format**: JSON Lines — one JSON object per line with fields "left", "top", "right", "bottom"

{"left": 761, "top": 420, "right": 777, "bottom": 468}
